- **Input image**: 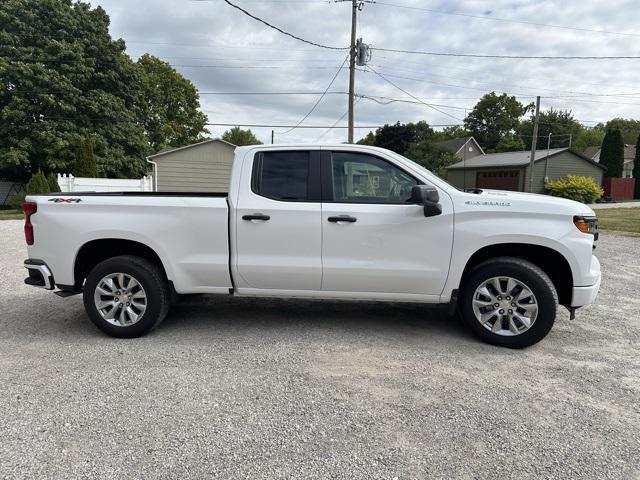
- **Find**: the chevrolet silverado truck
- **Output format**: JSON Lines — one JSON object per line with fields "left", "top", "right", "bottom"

{"left": 22, "top": 144, "right": 601, "bottom": 348}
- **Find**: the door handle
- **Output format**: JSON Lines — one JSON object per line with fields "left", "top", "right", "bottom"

{"left": 328, "top": 215, "right": 357, "bottom": 223}
{"left": 242, "top": 213, "right": 270, "bottom": 221}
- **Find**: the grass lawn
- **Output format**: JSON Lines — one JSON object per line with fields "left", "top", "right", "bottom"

{"left": 0, "top": 209, "right": 23, "bottom": 220}
{"left": 597, "top": 207, "right": 640, "bottom": 234}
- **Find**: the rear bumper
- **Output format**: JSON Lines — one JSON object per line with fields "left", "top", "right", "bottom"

{"left": 24, "top": 259, "right": 55, "bottom": 290}
{"left": 570, "top": 255, "right": 601, "bottom": 307}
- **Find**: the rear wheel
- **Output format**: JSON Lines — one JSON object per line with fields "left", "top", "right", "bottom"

{"left": 459, "top": 257, "right": 557, "bottom": 348}
{"left": 83, "top": 255, "right": 169, "bottom": 338}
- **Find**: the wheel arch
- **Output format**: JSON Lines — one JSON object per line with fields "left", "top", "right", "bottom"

{"left": 73, "top": 239, "right": 169, "bottom": 290}
{"left": 460, "top": 243, "right": 573, "bottom": 307}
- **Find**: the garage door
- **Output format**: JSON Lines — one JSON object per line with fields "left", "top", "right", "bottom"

{"left": 476, "top": 171, "right": 520, "bottom": 191}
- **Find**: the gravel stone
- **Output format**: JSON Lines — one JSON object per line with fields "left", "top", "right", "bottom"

{"left": 1, "top": 219, "right": 639, "bottom": 479}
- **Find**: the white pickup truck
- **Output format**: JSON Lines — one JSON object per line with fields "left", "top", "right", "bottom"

{"left": 22, "top": 144, "right": 601, "bottom": 348}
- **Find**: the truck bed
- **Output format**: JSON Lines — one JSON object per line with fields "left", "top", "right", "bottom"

{"left": 34, "top": 192, "right": 228, "bottom": 197}
{"left": 25, "top": 192, "right": 232, "bottom": 294}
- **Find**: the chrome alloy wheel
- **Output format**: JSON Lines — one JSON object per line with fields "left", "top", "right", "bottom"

{"left": 93, "top": 273, "right": 147, "bottom": 327}
{"left": 471, "top": 276, "right": 538, "bottom": 336}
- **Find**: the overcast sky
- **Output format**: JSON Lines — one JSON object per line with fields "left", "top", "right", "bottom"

{"left": 93, "top": 0, "right": 640, "bottom": 145}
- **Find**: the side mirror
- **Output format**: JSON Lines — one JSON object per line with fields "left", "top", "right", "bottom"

{"left": 411, "top": 185, "right": 442, "bottom": 217}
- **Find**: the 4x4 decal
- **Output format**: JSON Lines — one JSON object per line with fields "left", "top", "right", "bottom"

{"left": 48, "top": 198, "right": 82, "bottom": 203}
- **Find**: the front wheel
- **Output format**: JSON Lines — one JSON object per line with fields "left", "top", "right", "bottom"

{"left": 458, "top": 257, "right": 558, "bottom": 348}
{"left": 83, "top": 255, "right": 170, "bottom": 338}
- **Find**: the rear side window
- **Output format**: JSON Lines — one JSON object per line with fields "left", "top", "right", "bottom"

{"left": 253, "top": 151, "right": 310, "bottom": 201}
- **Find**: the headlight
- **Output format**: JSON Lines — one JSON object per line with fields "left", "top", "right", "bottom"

{"left": 574, "top": 216, "right": 598, "bottom": 237}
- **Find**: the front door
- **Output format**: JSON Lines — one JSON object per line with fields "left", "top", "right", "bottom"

{"left": 235, "top": 149, "right": 322, "bottom": 290}
{"left": 321, "top": 151, "right": 454, "bottom": 296}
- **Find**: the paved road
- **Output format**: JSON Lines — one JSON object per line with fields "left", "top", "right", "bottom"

{"left": 1, "top": 220, "right": 639, "bottom": 479}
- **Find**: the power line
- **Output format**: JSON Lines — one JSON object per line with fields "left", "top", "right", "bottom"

{"left": 373, "top": 48, "right": 640, "bottom": 60}
{"left": 359, "top": 69, "right": 640, "bottom": 106}
{"left": 373, "top": 2, "right": 640, "bottom": 38}
{"left": 124, "top": 39, "right": 322, "bottom": 51}
{"left": 173, "top": 64, "right": 346, "bottom": 70}
{"left": 277, "top": 54, "right": 349, "bottom": 134}
{"left": 366, "top": 63, "right": 640, "bottom": 98}
{"left": 10, "top": 114, "right": 465, "bottom": 128}
{"left": 206, "top": 122, "right": 462, "bottom": 128}
{"left": 221, "top": 0, "right": 347, "bottom": 50}
{"left": 365, "top": 66, "right": 464, "bottom": 121}
{"left": 315, "top": 97, "right": 362, "bottom": 142}
{"left": 356, "top": 94, "right": 469, "bottom": 111}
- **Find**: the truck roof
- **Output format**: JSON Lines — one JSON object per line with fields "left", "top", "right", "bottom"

{"left": 234, "top": 144, "right": 392, "bottom": 154}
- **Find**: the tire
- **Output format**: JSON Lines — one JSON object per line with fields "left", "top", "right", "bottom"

{"left": 83, "top": 255, "right": 170, "bottom": 338}
{"left": 458, "top": 257, "right": 558, "bottom": 348}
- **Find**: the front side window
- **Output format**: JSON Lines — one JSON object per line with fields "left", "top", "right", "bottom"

{"left": 254, "top": 151, "right": 309, "bottom": 201}
{"left": 331, "top": 152, "right": 418, "bottom": 204}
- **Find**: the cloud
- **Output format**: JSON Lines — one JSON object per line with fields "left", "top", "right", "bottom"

{"left": 94, "top": 0, "right": 640, "bottom": 144}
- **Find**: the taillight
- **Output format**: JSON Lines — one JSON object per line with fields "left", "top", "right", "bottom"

{"left": 23, "top": 202, "right": 37, "bottom": 245}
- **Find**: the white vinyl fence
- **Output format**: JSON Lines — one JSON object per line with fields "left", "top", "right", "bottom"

{"left": 57, "top": 174, "right": 153, "bottom": 193}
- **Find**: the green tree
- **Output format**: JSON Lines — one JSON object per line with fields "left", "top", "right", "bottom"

{"left": 464, "top": 92, "right": 532, "bottom": 152}
{"left": 74, "top": 139, "right": 98, "bottom": 177}
{"left": 373, "top": 122, "right": 417, "bottom": 154}
{"left": 433, "top": 125, "right": 470, "bottom": 142}
{"left": 603, "top": 118, "right": 640, "bottom": 144}
{"left": 0, "top": 0, "right": 149, "bottom": 181}
{"left": 221, "top": 127, "right": 262, "bottom": 146}
{"left": 26, "top": 170, "right": 50, "bottom": 194}
{"left": 357, "top": 131, "right": 376, "bottom": 145}
{"left": 600, "top": 129, "right": 624, "bottom": 178}
{"left": 494, "top": 135, "right": 526, "bottom": 152}
{"left": 518, "top": 109, "right": 582, "bottom": 150}
{"left": 46, "top": 172, "right": 61, "bottom": 192}
{"left": 137, "top": 54, "right": 208, "bottom": 152}
{"left": 405, "top": 141, "right": 456, "bottom": 178}
{"left": 574, "top": 128, "right": 606, "bottom": 153}
{"left": 634, "top": 133, "right": 640, "bottom": 199}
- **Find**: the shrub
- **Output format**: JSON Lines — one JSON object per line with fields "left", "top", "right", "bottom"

{"left": 74, "top": 138, "right": 98, "bottom": 177}
{"left": 26, "top": 170, "right": 50, "bottom": 194}
{"left": 545, "top": 175, "right": 603, "bottom": 204}
{"left": 46, "top": 172, "right": 61, "bottom": 192}
{"left": 9, "top": 192, "right": 26, "bottom": 209}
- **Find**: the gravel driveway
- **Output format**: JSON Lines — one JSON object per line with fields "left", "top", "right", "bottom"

{"left": 1, "top": 219, "right": 639, "bottom": 479}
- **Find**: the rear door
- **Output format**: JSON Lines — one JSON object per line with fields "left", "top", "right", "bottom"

{"left": 320, "top": 150, "right": 453, "bottom": 296}
{"left": 234, "top": 149, "right": 323, "bottom": 290}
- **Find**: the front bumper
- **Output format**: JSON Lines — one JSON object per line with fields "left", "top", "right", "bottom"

{"left": 570, "top": 255, "right": 601, "bottom": 307}
{"left": 24, "top": 259, "right": 55, "bottom": 290}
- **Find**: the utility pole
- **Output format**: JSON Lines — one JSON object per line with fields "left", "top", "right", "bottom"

{"left": 463, "top": 108, "right": 467, "bottom": 190}
{"left": 544, "top": 132, "right": 552, "bottom": 183}
{"left": 347, "top": 0, "right": 357, "bottom": 143}
{"left": 528, "top": 96, "right": 541, "bottom": 193}
{"left": 271, "top": 130, "right": 274, "bottom": 144}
